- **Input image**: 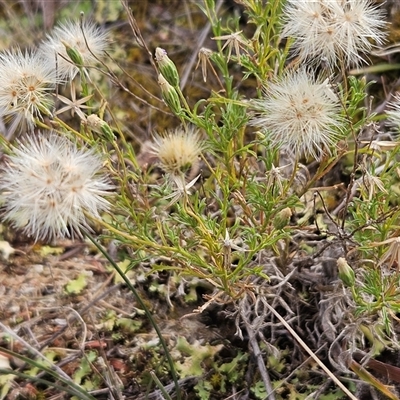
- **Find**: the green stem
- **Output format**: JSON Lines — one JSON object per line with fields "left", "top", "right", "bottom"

{"left": 84, "top": 231, "right": 181, "bottom": 400}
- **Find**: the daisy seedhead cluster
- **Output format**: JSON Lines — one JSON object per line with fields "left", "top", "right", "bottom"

{"left": 0, "top": 48, "right": 59, "bottom": 137}
{"left": 250, "top": 69, "right": 343, "bottom": 160}
{"left": 0, "top": 133, "right": 112, "bottom": 241}
{"left": 0, "top": 17, "right": 112, "bottom": 241}
{"left": 40, "top": 20, "right": 108, "bottom": 80}
{"left": 282, "top": 0, "right": 387, "bottom": 68}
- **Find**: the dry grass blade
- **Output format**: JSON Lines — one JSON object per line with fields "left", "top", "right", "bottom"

{"left": 264, "top": 302, "right": 358, "bottom": 400}
{"left": 349, "top": 359, "right": 400, "bottom": 400}
{"left": 121, "top": 0, "right": 157, "bottom": 72}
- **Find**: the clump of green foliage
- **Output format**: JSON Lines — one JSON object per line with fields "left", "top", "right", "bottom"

{"left": 2, "top": 0, "right": 400, "bottom": 399}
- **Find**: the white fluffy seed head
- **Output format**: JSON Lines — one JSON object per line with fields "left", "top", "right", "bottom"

{"left": 250, "top": 69, "right": 344, "bottom": 160}
{"left": 40, "top": 20, "right": 108, "bottom": 80}
{"left": 0, "top": 48, "right": 59, "bottom": 135}
{"left": 282, "top": 0, "right": 387, "bottom": 68}
{"left": 0, "top": 132, "right": 113, "bottom": 241}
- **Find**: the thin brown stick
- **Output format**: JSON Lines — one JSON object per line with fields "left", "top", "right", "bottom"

{"left": 263, "top": 300, "right": 358, "bottom": 400}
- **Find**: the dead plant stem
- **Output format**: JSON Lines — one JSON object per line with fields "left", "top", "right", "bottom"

{"left": 264, "top": 301, "right": 358, "bottom": 400}
{"left": 240, "top": 309, "right": 276, "bottom": 400}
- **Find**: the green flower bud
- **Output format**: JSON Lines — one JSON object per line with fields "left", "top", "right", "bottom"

{"left": 155, "top": 47, "right": 180, "bottom": 87}
{"left": 61, "top": 40, "right": 84, "bottom": 67}
{"left": 86, "top": 114, "right": 115, "bottom": 141}
{"left": 337, "top": 257, "right": 355, "bottom": 287}
{"left": 273, "top": 207, "right": 292, "bottom": 230}
{"left": 158, "top": 74, "right": 182, "bottom": 115}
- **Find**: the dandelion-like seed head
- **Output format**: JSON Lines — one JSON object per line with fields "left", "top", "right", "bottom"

{"left": 282, "top": 0, "right": 387, "bottom": 68}
{"left": 151, "top": 127, "right": 204, "bottom": 206}
{"left": 0, "top": 132, "right": 113, "bottom": 241}
{"left": 0, "top": 48, "right": 58, "bottom": 136}
{"left": 250, "top": 69, "right": 343, "bottom": 160}
{"left": 151, "top": 127, "right": 204, "bottom": 178}
{"left": 40, "top": 20, "right": 108, "bottom": 80}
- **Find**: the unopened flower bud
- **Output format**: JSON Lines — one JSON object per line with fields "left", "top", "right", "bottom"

{"left": 158, "top": 74, "right": 182, "bottom": 115}
{"left": 86, "top": 114, "right": 115, "bottom": 141}
{"left": 155, "top": 47, "right": 180, "bottom": 87}
{"left": 337, "top": 257, "right": 355, "bottom": 287}
{"left": 61, "top": 40, "right": 84, "bottom": 67}
{"left": 273, "top": 207, "right": 292, "bottom": 230}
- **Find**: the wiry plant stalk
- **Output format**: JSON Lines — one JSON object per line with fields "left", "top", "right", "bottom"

{"left": 85, "top": 231, "right": 182, "bottom": 400}
{"left": 263, "top": 301, "right": 358, "bottom": 400}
